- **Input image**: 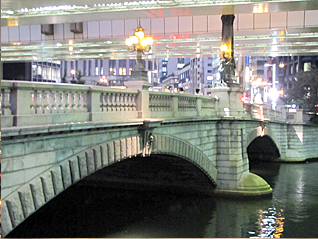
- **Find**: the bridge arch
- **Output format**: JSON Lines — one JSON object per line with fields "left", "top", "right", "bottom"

{"left": 2, "top": 134, "right": 217, "bottom": 237}
{"left": 246, "top": 125, "right": 281, "bottom": 162}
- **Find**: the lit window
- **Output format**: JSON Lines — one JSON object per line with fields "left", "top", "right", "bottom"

{"left": 95, "top": 67, "right": 99, "bottom": 76}
{"left": 37, "top": 66, "right": 42, "bottom": 75}
{"left": 129, "top": 68, "right": 133, "bottom": 75}
{"left": 119, "top": 67, "right": 127, "bottom": 75}
{"left": 110, "top": 67, "right": 116, "bottom": 75}
{"left": 304, "top": 62, "right": 311, "bottom": 72}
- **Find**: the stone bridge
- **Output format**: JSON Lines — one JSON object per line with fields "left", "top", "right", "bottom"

{"left": 1, "top": 80, "right": 318, "bottom": 237}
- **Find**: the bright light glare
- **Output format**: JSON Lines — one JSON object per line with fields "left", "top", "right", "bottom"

{"left": 135, "top": 30, "right": 145, "bottom": 40}
{"left": 131, "top": 36, "right": 138, "bottom": 44}
{"left": 220, "top": 44, "right": 228, "bottom": 52}
{"left": 140, "top": 38, "right": 148, "bottom": 47}
{"left": 146, "top": 37, "right": 154, "bottom": 45}
{"left": 125, "top": 37, "right": 133, "bottom": 46}
{"left": 269, "top": 88, "right": 279, "bottom": 101}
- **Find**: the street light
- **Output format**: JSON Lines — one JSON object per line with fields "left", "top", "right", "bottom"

{"left": 70, "top": 69, "right": 77, "bottom": 84}
{"left": 125, "top": 22, "right": 154, "bottom": 65}
{"left": 219, "top": 43, "right": 231, "bottom": 58}
{"left": 99, "top": 75, "right": 108, "bottom": 86}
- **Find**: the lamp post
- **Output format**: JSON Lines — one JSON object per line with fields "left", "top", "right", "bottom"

{"left": 124, "top": 22, "right": 154, "bottom": 118}
{"left": 125, "top": 22, "right": 154, "bottom": 71}
{"left": 218, "top": 15, "right": 236, "bottom": 86}
{"left": 70, "top": 69, "right": 77, "bottom": 84}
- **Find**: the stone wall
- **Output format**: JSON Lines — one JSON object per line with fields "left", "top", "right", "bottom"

{"left": 1, "top": 122, "right": 141, "bottom": 198}
{"left": 303, "top": 124, "right": 318, "bottom": 159}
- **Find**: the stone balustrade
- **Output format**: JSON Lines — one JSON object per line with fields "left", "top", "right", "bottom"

{"left": 1, "top": 81, "right": 219, "bottom": 128}
{"left": 148, "top": 91, "right": 217, "bottom": 118}
{"left": 243, "top": 103, "right": 292, "bottom": 123}
{"left": 2, "top": 80, "right": 299, "bottom": 128}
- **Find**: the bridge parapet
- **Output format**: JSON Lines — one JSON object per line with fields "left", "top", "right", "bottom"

{"left": 2, "top": 80, "right": 298, "bottom": 128}
{"left": 243, "top": 103, "right": 294, "bottom": 123}
{"left": 149, "top": 91, "right": 217, "bottom": 118}
{"left": 1, "top": 81, "right": 219, "bottom": 128}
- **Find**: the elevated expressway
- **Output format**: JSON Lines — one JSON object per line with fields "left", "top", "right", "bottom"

{"left": 2, "top": 0, "right": 318, "bottom": 62}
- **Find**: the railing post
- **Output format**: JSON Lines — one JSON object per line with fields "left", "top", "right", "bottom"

{"left": 1, "top": 87, "right": 12, "bottom": 116}
{"left": 171, "top": 94, "right": 179, "bottom": 117}
{"left": 87, "top": 86, "right": 101, "bottom": 121}
{"left": 196, "top": 97, "right": 202, "bottom": 116}
{"left": 11, "top": 82, "right": 34, "bottom": 116}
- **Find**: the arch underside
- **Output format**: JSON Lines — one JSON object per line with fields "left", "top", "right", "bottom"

{"left": 246, "top": 126, "right": 281, "bottom": 161}
{"left": 247, "top": 135, "right": 281, "bottom": 162}
{"left": 2, "top": 134, "right": 217, "bottom": 237}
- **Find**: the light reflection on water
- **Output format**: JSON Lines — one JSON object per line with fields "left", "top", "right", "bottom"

{"left": 249, "top": 207, "right": 285, "bottom": 238}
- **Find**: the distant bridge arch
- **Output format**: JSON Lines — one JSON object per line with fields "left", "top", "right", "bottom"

{"left": 246, "top": 125, "right": 281, "bottom": 162}
{"left": 2, "top": 134, "right": 217, "bottom": 237}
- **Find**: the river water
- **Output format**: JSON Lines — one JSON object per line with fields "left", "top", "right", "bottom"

{"left": 7, "top": 160, "right": 318, "bottom": 238}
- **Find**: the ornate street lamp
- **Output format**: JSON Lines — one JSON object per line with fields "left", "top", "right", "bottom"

{"left": 125, "top": 22, "right": 154, "bottom": 67}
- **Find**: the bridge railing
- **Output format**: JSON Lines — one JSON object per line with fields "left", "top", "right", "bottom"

{"left": 149, "top": 91, "right": 217, "bottom": 118}
{"left": 243, "top": 103, "right": 290, "bottom": 122}
{"left": 1, "top": 81, "right": 139, "bottom": 127}
{"left": 1, "top": 81, "right": 218, "bottom": 127}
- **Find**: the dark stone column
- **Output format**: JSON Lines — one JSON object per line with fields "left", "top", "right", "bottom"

{"left": 219, "top": 14, "right": 237, "bottom": 86}
{"left": 221, "top": 15, "right": 235, "bottom": 59}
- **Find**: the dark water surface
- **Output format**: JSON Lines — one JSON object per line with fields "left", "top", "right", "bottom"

{"left": 7, "top": 160, "right": 318, "bottom": 238}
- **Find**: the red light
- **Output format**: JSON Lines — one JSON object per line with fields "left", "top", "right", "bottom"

{"left": 240, "top": 95, "right": 249, "bottom": 103}
{"left": 178, "top": 34, "right": 183, "bottom": 39}
{"left": 99, "top": 76, "right": 108, "bottom": 84}
{"left": 185, "top": 33, "right": 190, "bottom": 39}
{"left": 171, "top": 34, "right": 177, "bottom": 40}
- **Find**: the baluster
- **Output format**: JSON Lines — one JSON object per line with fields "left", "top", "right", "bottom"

{"left": 104, "top": 93, "right": 109, "bottom": 112}
{"left": 35, "top": 91, "right": 43, "bottom": 114}
{"left": 111, "top": 93, "right": 116, "bottom": 111}
{"left": 81, "top": 91, "right": 88, "bottom": 113}
{"left": 127, "top": 93, "right": 132, "bottom": 111}
{"left": 123, "top": 93, "right": 126, "bottom": 111}
{"left": 116, "top": 93, "right": 120, "bottom": 111}
{"left": 117, "top": 93, "right": 122, "bottom": 111}
{"left": 100, "top": 92, "right": 105, "bottom": 112}
{"left": 1, "top": 88, "right": 12, "bottom": 115}
{"left": 50, "top": 90, "right": 57, "bottom": 114}
{"left": 132, "top": 93, "right": 136, "bottom": 111}
{"left": 63, "top": 91, "right": 70, "bottom": 113}
{"left": 75, "top": 91, "right": 82, "bottom": 113}
{"left": 30, "top": 91, "right": 36, "bottom": 114}
{"left": 68, "top": 91, "right": 75, "bottom": 113}
{"left": 42, "top": 90, "right": 50, "bottom": 114}
{"left": 155, "top": 95, "right": 158, "bottom": 111}
{"left": 121, "top": 93, "right": 126, "bottom": 111}
{"left": 52, "top": 91, "right": 59, "bottom": 114}
{"left": 58, "top": 91, "right": 65, "bottom": 113}
{"left": 149, "top": 95, "right": 154, "bottom": 111}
